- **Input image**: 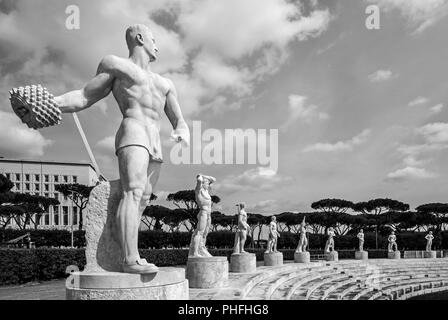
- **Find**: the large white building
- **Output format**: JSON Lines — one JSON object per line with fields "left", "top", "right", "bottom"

{"left": 0, "top": 159, "right": 99, "bottom": 230}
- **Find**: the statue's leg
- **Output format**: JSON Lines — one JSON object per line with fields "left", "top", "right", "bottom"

{"left": 116, "top": 147, "right": 159, "bottom": 273}
{"left": 190, "top": 211, "right": 207, "bottom": 257}
{"left": 200, "top": 212, "right": 212, "bottom": 256}
{"left": 233, "top": 233, "right": 240, "bottom": 254}
{"left": 240, "top": 232, "right": 247, "bottom": 253}
{"left": 265, "top": 239, "right": 271, "bottom": 253}
{"left": 139, "top": 161, "right": 161, "bottom": 214}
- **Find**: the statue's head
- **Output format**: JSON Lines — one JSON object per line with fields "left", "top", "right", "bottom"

{"left": 271, "top": 216, "right": 276, "bottom": 222}
{"left": 236, "top": 203, "right": 246, "bottom": 210}
{"left": 126, "top": 24, "right": 158, "bottom": 62}
{"left": 391, "top": 231, "right": 395, "bottom": 235}
{"left": 360, "top": 229, "right": 363, "bottom": 233}
{"left": 429, "top": 231, "right": 433, "bottom": 235}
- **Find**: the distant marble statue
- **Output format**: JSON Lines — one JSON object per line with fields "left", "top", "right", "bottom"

{"left": 233, "top": 203, "right": 250, "bottom": 254}
{"left": 425, "top": 231, "right": 434, "bottom": 252}
{"left": 388, "top": 231, "right": 398, "bottom": 252}
{"left": 265, "top": 216, "right": 280, "bottom": 253}
{"left": 189, "top": 174, "right": 216, "bottom": 258}
{"left": 295, "top": 217, "right": 308, "bottom": 253}
{"left": 324, "top": 227, "right": 335, "bottom": 253}
{"left": 10, "top": 24, "right": 190, "bottom": 274}
{"left": 357, "top": 229, "right": 365, "bottom": 252}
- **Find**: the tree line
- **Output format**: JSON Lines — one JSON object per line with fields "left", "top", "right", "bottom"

{"left": 1, "top": 174, "right": 447, "bottom": 249}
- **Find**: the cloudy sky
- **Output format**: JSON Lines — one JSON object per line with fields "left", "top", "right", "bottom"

{"left": 0, "top": 0, "right": 447, "bottom": 216}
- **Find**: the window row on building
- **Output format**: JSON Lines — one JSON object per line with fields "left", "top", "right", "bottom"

{"left": 21, "top": 207, "right": 79, "bottom": 227}
{"left": 4, "top": 173, "right": 78, "bottom": 184}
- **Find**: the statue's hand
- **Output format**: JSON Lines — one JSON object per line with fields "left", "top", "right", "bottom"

{"left": 171, "top": 124, "right": 190, "bottom": 147}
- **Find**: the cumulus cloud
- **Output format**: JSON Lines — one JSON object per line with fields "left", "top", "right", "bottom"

{"left": 0, "top": 111, "right": 53, "bottom": 157}
{"left": 0, "top": 0, "right": 331, "bottom": 122}
{"left": 408, "top": 96, "right": 429, "bottom": 107}
{"left": 215, "top": 166, "right": 291, "bottom": 194}
{"left": 368, "top": 69, "right": 394, "bottom": 82}
{"left": 303, "top": 129, "right": 371, "bottom": 152}
{"left": 386, "top": 166, "right": 436, "bottom": 181}
{"left": 247, "top": 199, "right": 280, "bottom": 214}
{"left": 430, "top": 104, "right": 444, "bottom": 114}
{"left": 96, "top": 136, "right": 115, "bottom": 154}
{"left": 388, "top": 122, "right": 448, "bottom": 182}
{"left": 282, "top": 95, "right": 329, "bottom": 130}
{"left": 417, "top": 122, "right": 448, "bottom": 144}
{"left": 366, "top": 0, "right": 448, "bottom": 34}
{"left": 169, "top": 0, "right": 331, "bottom": 115}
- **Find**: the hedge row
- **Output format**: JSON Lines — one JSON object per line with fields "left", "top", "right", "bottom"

{"left": 2, "top": 229, "right": 447, "bottom": 250}
{"left": 0, "top": 230, "right": 251, "bottom": 249}
{"left": 0, "top": 248, "right": 393, "bottom": 286}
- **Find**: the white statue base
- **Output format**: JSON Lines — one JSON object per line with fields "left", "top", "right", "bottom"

{"left": 230, "top": 253, "right": 256, "bottom": 273}
{"left": 294, "top": 252, "right": 310, "bottom": 263}
{"left": 186, "top": 256, "right": 228, "bottom": 289}
{"left": 424, "top": 251, "right": 437, "bottom": 259}
{"left": 66, "top": 268, "right": 188, "bottom": 300}
{"left": 325, "top": 251, "right": 339, "bottom": 262}
{"left": 65, "top": 181, "right": 188, "bottom": 300}
{"left": 355, "top": 251, "right": 368, "bottom": 260}
{"left": 264, "top": 252, "right": 283, "bottom": 266}
{"left": 388, "top": 251, "right": 401, "bottom": 259}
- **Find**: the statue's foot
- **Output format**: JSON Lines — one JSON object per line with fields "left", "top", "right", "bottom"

{"left": 123, "top": 259, "right": 159, "bottom": 274}
{"left": 241, "top": 250, "right": 248, "bottom": 254}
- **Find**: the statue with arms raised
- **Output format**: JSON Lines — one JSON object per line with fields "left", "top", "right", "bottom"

{"left": 10, "top": 24, "right": 190, "bottom": 274}
{"left": 189, "top": 174, "right": 216, "bottom": 258}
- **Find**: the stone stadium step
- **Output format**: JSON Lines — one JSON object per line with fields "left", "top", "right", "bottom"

{"left": 245, "top": 265, "right": 338, "bottom": 299}
{"left": 188, "top": 258, "right": 448, "bottom": 300}
{"left": 372, "top": 278, "right": 448, "bottom": 300}
{"left": 346, "top": 276, "right": 448, "bottom": 300}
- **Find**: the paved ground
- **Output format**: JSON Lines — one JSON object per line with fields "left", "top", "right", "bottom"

{"left": 0, "top": 280, "right": 66, "bottom": 300}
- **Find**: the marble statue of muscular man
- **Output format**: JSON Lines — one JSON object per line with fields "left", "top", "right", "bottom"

{"left": 388, "top": 231, "right": 398, "bottom": 252}
{"left": 233, "top": 203, "right": 250, "bottom": 254}
{"left": 189, "top": 174, "right": 216, "bottom": 257}
{"left": 425, "top": 231, "right": 434, "bottom": 252}
{"left": 357, "top": 229, "right": 365, "bottom": 252}
{"left": 266, "top": 216, "right": 280, "bottom": 253}
{"left": 295, "top": 217, "right": 308, "bottom": 253}
{"left": 54, "top": 24, "right": 190, "bottom": 274}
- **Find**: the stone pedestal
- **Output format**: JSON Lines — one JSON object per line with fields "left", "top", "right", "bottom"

{"left": 325, "top": 251, "right": 339, "bottom": 262}
{"left": 424, "top": 251, "right": 437, "bottom": 259}
{"left": 294, "top": 252, "right": 310, "bottom": 263}
{"left": 264, "top": 252, "right": 283, "bottom": 266}
{"left": 65, "top": 181, "right": 189, "bottom": 300}
{"left": 66, "top": 267, "right": 189, "bottom": 300}
{"left": 355, "top": 251, "right": 368, "bottom": 260}
{"left": 388, "top": 251, "right": 401, "bottom": 259}
{"left": 186, "top": 256, "right": 228, "bottom": 289}
{"left": 230, "top": 253, "right": 256, "bottom": 273}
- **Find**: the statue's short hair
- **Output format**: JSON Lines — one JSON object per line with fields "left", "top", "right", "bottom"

{"left": 126, "top": 24, "right": 151, "bottom": 50}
